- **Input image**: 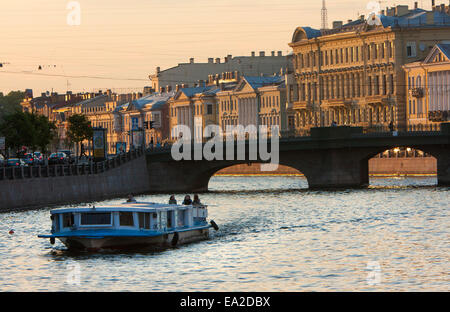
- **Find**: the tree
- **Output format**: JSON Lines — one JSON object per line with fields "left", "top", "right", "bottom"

{"left": 67, "top": 114, "right": 93, "bottom": 157}
{"left": 0, "top": 91, "right": 25, "bottom": 124}
{"left": 32, "top": 114, "right": 57, "bottom": 154}
{"left": 0, "top": 111, "right": 56, "bottom": 156}
{"left": 0, "top": 111, "right": 34, "bottom": 154}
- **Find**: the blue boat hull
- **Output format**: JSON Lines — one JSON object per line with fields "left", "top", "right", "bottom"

{"left": 43, "top": 227, "right": 211, "bottom": 251}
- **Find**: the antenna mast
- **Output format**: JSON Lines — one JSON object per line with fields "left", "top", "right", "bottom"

{"left": 321, "top": 0, "right": 328, "bottom": 30}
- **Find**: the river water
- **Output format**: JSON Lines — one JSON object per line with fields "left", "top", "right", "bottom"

{"left": 0, "top": 176, "right": 448, "bottom": 292}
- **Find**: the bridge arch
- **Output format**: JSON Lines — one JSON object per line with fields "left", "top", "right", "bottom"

{"left": 367, "top": 146, "right": 437, "bottom": 179}
{"left": 209, "top": 163, "right": 306, "bottom": 190}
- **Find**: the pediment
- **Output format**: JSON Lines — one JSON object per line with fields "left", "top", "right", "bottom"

{"left": 234, "top": 79, "right": 255, "bottom": 93}
{"left": 174, "top": 90, "right": 190, "bottom": 101}
{"left": 424, "top": 45, "right": 450, "bottom": 64}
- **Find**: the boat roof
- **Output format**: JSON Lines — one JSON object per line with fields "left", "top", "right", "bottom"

{"left": 50, "top": 202, "right": 200, "bottom": 214}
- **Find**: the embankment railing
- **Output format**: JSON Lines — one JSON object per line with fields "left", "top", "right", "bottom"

{"left": 0, "top": 148, "right": 144, "bottom": 181}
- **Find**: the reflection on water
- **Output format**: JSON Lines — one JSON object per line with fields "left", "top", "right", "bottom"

{"left": 0, "top": 176, "right": 448, "bottom": 291}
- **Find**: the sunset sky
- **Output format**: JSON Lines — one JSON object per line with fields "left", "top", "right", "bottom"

{"left": 0, "top": 0, "right": 432, "bottom": 95}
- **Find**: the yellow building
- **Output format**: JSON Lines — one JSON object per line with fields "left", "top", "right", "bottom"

{"left": 403, "top": 43, "right": 450, "bottom": 129}
{"left": 168, "top": 85, "right": 220, "bottom": 141}
{"left": 289, "top": 3, "right": 450, "bottom": 132}
{"left": 216, "top": 75, "right": 288, "bottom": 136}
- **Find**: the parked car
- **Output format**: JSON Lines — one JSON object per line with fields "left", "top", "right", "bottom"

{"left": 58, "top": 150, "right": 74, "bottom": 164}
{"left": 48, "top": 152, "right": 69, "bottom": 165}
{"left": 23, "top": 153, "right": 35, "bottom": 166}
{"left": 6, "top": 158, "right": 26, "bottom": 167}
{"left": 33, "top": 152, "right": 45, "bottom": 165}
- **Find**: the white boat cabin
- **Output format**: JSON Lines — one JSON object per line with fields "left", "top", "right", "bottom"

{"left": 50, "top": 202, "right": 208, "bottom": 234}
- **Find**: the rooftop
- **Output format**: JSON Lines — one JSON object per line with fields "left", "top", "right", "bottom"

{"left": 292, "top": 4, "right": 450, "bottom": 43}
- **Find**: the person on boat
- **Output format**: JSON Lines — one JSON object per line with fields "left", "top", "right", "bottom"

{"left": 192, "top": 194, "right": 201, "bottom": 206}
{"left": 182, "top": 195, "right": 192, "bottom": 205}
{"left": 126, "top": 194, "right": 137, "bottom": 203}
{"left": 169, "top": 195, "right": 177, "bottom": 205}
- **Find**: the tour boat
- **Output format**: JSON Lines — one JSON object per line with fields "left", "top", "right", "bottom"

{"left": 38, "top": 201, "right": 219, "bottom": 251}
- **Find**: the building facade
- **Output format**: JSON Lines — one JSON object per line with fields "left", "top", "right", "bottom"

{"left": 168, "top": 86, "right": 220, "bottom": 141}
{"left": 403, "top": 43, "right": 450, "bottom": 129}
{"left": 149, "top": 51, "right": 293, "bottom": 92}
{"left": 217, "top": 75, "right": 287, "bottom": 136}
{"left": 289, "top": 3, "right": 450, "bottom": 132}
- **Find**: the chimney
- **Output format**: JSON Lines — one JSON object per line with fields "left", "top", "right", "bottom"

{"left": 176, "top": 85, "right": 180, "bottom": 92}
{"left": 259, "top": 51, "right": 265, "bottom": 57}
{"left": 432, "top": 0, "right": 436, "bottom": 10}
{"left": 271, "top": 51, "right": 275, "bottom": 57}
{"left": 251, "top": 51, "right": 256, "bottom": 57}
{"left": 227, "top": 54, "right": 232, "bottom": 62}
{"left": 156, "top": 66, "right": 160, "bottom": 74}
{"left": 333, "top": 21, "right": 343, "bottom": 29}
{"left": 167, "top": 85, "right": 172, "bottom": 92}
{"left": 189, "top": 58, "right": 194, "bottom": 64}
{"left": 208, "top": 58, "right": 214, "bottom": 64}
{"left": 395, "top": 5, "right": 409, "bottom": 16}
{"left": 414, "top": 2, "right": 418, "bottom": 9}
{"left": 215, "top": 58, "right": 221, "bottom": 64}
{"left": 277, "top": 51, "right": 282, "bottom": 56}
{"left": 160, "top": 87, "right": 165, "bottom": 93}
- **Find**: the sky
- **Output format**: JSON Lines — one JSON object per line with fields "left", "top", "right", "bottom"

{"left": 0, "top": 0, "right": 434, "bottom": 96}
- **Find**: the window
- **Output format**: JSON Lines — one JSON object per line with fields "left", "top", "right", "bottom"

{"left": 406, "top": 42, "right": 417, "bottom": 57}
{"left": 167, "top": 211, "right": 174, "bottom": 228}
{"left": 63, "top": 213, "right": 74, "bottom": 228}
{"left": 80, "top": 213, "right": 111, "bottom": 226}
{"left": 119, "top": 212, "right": 134, "bottom": 226}
{"left": 138, "top": 212, "right": 151, "bottom": 229}
{"left": 207, "top": 104, "right": 213, "bottom": 115}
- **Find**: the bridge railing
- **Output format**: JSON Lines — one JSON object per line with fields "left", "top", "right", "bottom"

{"left": 0, "top": 148, "right": 144, "bottom": 181}
{"left": 362, "top": 124, "right": 441, "bottom": 134}
{"left": 145, "top": 123, "right": 448, "bottom": 155}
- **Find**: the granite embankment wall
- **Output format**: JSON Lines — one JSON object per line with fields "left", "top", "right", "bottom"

{"left": 215, "top": 158, "right": 437, "bottom": 176}
{"left": 0, "top": 153, "right": 150, "bottom": 212}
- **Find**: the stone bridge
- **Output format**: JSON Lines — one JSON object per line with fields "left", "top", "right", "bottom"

{"left": 146, "top": 124, "right": 450, "bottom": 192}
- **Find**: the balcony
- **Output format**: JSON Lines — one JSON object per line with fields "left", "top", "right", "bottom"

{"left": 411, "top": 88, "right": 424, "bottom": 99}
{"left": 321, "top": 99, "right": 346, "bottom": 108}
{"left": 365, "top": 95, "right": 392, "bottom": 106}
{"left": 293, "top": 100, "right": 313, "bottom": 110}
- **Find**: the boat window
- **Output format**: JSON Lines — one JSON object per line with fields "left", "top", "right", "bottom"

{"left": 178, "top": 210, "right": 186, "bottom": 227}
{"left": 120, "top": 212, "right": 134, "bottom": 226}
{"left": 138, "top": 212, "right": 151, "bottom": 229}
{"left": 52, "top": 214, "right": 60, "bottom": 232}
{"left": 167, "top": 211, "right": 174, "bottom": 228}
{"left": 80, "top": 213, "right": 111, "bottom": 225}
{"left": 63, "top": 213, "right": 74, "bottom": 228}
